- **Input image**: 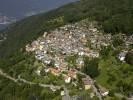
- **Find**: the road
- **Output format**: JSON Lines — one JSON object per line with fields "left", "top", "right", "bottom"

{"left": 0, "top": 69, "right": 70, "bottom": 100}
{"left": 115, "top": 93, "right": 131, "bottom": 100}
{"left": 62, "top": 86, "right": 71, "bottom": 100}
{"left": 0, "top": 69, "right": 18, "bottom": 83}
{"left": 0, "top": 68, "right": 103, "bottom": 100}
{"left": 76, "top": 70, "right": 103, "bottom": 100}
{"left": 0, "top": 69, "right": 61, "bottom": 90}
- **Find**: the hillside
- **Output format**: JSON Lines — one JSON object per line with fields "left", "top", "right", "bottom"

{"left": 0, "top": 18, "right": 132, "bottom": 100}
{"left": 0, "top": 0, "right": 133, "bottom": 100}
{"left": 0, "top": 0, "right": 133, "bottom": 57}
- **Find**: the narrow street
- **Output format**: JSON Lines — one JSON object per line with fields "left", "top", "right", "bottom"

{"left": 62, "top": 85, "right": 71, "bottom": 100}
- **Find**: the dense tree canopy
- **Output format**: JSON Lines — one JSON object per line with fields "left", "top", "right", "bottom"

{"left": 82, "top": 57, "right": 99, "bottom": 78}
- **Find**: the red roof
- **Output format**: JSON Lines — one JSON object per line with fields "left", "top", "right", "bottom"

{"left": 68, "top": 70, "right": 76, "bottom": 77}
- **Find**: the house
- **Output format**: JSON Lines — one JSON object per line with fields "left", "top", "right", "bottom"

{"left": 43, "top": 32, "right": 48, "bottom": 38}
{"left": 35, "top": 55, "right": 44, "bottom": 60}
{"left": 80, "top": 37, "right": 87, "bottom": 45}
{"left": 60, "top": 65, "right": 68, "bottom": 72}
{"left": 43, "top": 50, "right": 47, "bottom": 54}
{"left": 26, "top": 44, "right": 35, "bottom": 52}
{"left": 78, "top": 52, "right": 84, "bottom": 56}
{"left": 50, "top": 87, "right": 57, "bottom": 92}
{"left": 55, "top": 63, "right": 60, "bottom": 68}
{"left": 49, "top": 68, "right": 60, "bottom": 76}
{"left": 39, "top": 45, "right": 43, "bottom": 50}
{"left": 91, "top": 52, "right": 99, "bottom": 58}
{"left": 98, "top": 85, "right": 109, "bottom": 97}
{"left": 82, "top": 78, "right": 92, "bottom": 90}
{"left": 68, "top": 69, "right": 77, "bottom": 79}
{"left": 31, "top": 41, "right": 39, "bottom": 49}
{"left": 101, "top": 90, "right": 109, "bottom": 97}
{"left": 89, "top": 28, "right": 97, "bottom": 32}
{"left": 90, "top": 93, "right": 95, "bottom": 98}
{"left": 76, "top": 58, "right": 84, "bottom": 69}
{"left": 45, "top": 68, "right": 50, "bottom": 73}
{"left": 128, "top": 92, "right": 133, "bottom": 99}
{"left": 118, "top": 51, "right": 127, "bottom": 61}
{"left": 43, "top": 60, "right": 51, "bottom": 65}
{"left": 35, "top": 69, "right": 41, "bottom": 76}
{"left": 61, "top": 91, "right": 65, "bottom": 96}
{"left": 64, "top": 75, "right": 71, "bottom": 83}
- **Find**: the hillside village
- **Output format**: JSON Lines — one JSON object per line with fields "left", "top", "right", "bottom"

{"left": 25, "top": 19, "right": 133, "bottom": 99}
{"left": 1, "top": 0, "right": 133, "bottom": 99}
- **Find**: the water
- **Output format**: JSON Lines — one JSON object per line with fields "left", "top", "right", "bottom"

{"left": 0, "top": 0, "right": 77, "bottom": 29}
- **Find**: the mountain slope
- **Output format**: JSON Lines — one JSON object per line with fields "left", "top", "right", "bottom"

{"left": 0, "top": 0, "right": 133, "bottom": 99}
{"left": 0, "top": 0, "right": 133, "bottom": 57}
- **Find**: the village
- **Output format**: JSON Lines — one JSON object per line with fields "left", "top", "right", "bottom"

{"left": 25, "top": 19, "right": 133, "bottom": 99}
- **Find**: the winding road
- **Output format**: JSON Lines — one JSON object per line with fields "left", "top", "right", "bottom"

{"left": 62, "top": 86, "right": 71, "bottom": 100}
{"left": 0, "top": 68, "right": 103, "bottom": 100}
{"left": 76, "top": 70, "right": 103, "bottom": 100}
{"left": 0, "top": 69, "right": 61, "bottom": 90}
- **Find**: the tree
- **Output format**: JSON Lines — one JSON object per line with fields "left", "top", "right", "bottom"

{"left": 112, "top": 36, "right": 124, "bottom": 47}
{"left": 92, "top": 96, "right": 99, "bottom": 100}
{"left": 116, "top": 80, "right": 133, "bottom": 95}
{"left": 109, "top": 89, "right": 115, "bottom": 97}
{"left": 100, "top": 45, "right": 113, "bottom": 58}
{"left": 125, "top": 51, "right": 133, "bottom": 65}
{"left": 82, "top": 57, "right": 99, "bottom": 78}
{"left": 65, "top": 54, "right": 78, "bottom": 67}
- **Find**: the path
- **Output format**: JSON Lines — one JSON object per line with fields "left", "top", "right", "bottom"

{"left": 0, "top": 69, "right": 61, "bottom": 90}
{"left": 76, "top": 70, "right": 103, "bottom": 100}
{"left": 62, "top": 85, "right": 71, "bottom": 100}
{"left": 0, "top": 68, "right": 103, "bottom": 100}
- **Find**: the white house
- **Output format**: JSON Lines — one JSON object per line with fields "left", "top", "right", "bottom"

{"left": 64, "top": 76, "right": 71, "bottom": 83}
{"left": 78, "top": 52, "right": 84, "bottom": 56}
{"left": 61, "top": 91, "right": 65, "bottom": 96}
{"left": 101, "top": 91, "right": 109, "bottom": 97}
{"left": 118, "top": 51, "right": 127, "bottom": 61}
{"left": 98, "top": 85, "right": 109, "bottom": 97}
